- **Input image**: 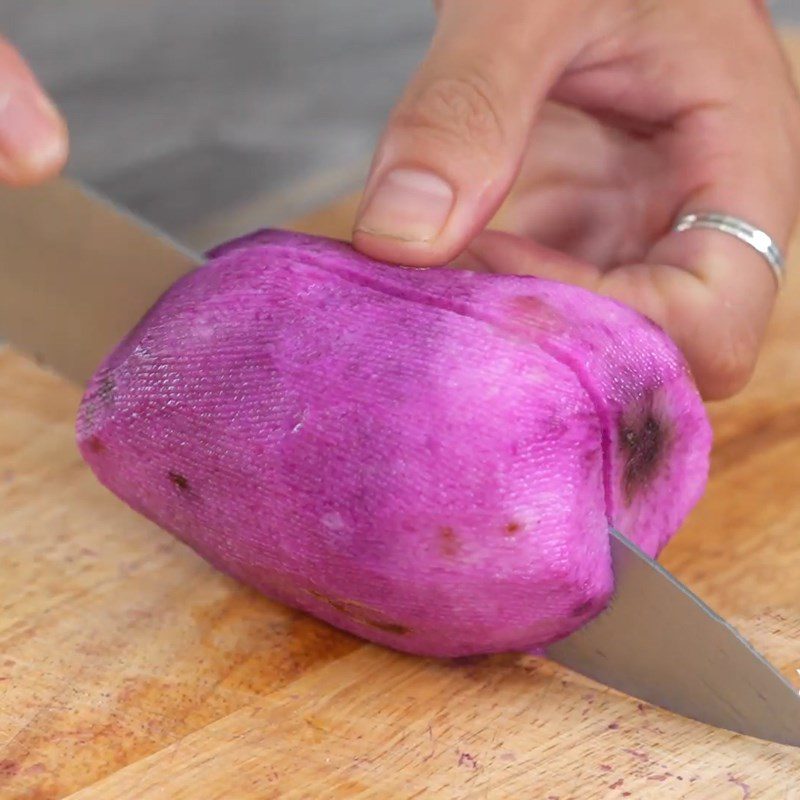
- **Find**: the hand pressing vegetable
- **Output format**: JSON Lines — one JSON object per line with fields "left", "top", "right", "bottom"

{"left": 77, "top": 231, "right": 710, "bottom": 657}
{"left": 353, "top": 0, "right": 800, "bottom": 401}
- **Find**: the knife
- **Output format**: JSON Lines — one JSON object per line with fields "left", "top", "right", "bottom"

{"left": 1, "top": 178, "right": 798, "bottom": 747}
{"left": 0, "top": 178, "right": 198, "bottom": 384}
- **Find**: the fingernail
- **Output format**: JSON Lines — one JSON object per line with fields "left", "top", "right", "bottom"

{"left": 0, "top": 86, "right": 67, "bottom": 176}
{"left": 356, "top": 168, "right": 454, "bottom": 243}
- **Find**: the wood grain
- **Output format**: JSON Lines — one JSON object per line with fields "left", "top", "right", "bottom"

{"left": 3, "top": 34, "right": 800, "bottom": 800}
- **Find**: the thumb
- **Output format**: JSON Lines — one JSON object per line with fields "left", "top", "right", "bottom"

{"left": 353, "top": 1, "right": 581, "bottom": 267}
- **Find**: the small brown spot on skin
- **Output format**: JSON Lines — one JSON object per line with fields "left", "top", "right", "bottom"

{"left": 439, "top": 526, "right": 460, "bottom": 557}
{"left": 619, "top": 411, "right": 668, "bottom": 505}
{"left": 168, "top": 471, "right": 190, "bottom": 491}
{"left": 505, "top": 520, "right": 522, "bottom": 536}
{"left": 87, "top": 436, "right": 106, "bottom": 454}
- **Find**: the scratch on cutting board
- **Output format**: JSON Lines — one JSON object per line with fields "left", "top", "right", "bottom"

{"left": 623, "top": 748, "right": 650, "bottom": 762}
{"left": 728, "top": 773, "right": 751, "bottom": 799}
{"left": 421, "top": 723, "right": 436, "bottom": 763}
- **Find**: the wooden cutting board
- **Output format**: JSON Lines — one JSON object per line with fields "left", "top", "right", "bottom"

{"left": 3, "top": 37, "right": 800, "bottom": 800}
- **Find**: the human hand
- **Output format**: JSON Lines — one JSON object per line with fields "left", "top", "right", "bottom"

{"left": 0, "top": 34, "right": 68, "bottom": 185}
{"left": 352, "top": 0, "right": 800, "bottom": 399}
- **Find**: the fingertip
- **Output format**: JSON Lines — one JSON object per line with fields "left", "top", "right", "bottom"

{"left": 0, "top": 78, "right": 69, "bottom": 185}
{"left": 352, "top": 166, "right": 460, "bottom": 266}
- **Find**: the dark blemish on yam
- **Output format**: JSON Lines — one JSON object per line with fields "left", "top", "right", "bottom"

{"left": 306, "top": 590, "right": 410, "bottom": 635}
{"left": 86, "top": 436, "right": 106, "bottom": 454}
{"left": 439, "top": 526, "right": 460, "bottom": 557}
{"left": 619, "top": 412, "right": 667, "bottom": 505}
{"left": 505, "top": 520, "right": 522, "bottom": 536}
{"left": 98, "top": 374, "right": 115, "bottom": 403}
{"left": 168, "top": 471, "right": 190, "bottom": 491}
{"left": 571, "top": 599, "right": 594, "bottom": 617}
{"left": 80, "top": 374, "right": 116, "bottom": 428}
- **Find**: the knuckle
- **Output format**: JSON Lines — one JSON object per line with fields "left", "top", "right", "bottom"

{"left": 394, "top": 73, "right": 505, "bottom": 156}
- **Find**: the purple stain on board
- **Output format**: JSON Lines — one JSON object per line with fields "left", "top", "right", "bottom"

{"left": 457, "top": 752, "right": 478, "bottom": 770}
{"left": 728, "top": 774, "right": 751, "bottom": 799}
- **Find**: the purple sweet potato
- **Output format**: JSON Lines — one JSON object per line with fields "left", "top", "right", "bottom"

{"left": 76, "top": 230, "right": 711, "bottom": 657}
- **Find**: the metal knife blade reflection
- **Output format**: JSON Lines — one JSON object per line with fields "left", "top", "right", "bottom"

{"left": 548, "top": 529, "right": 800, "bottom": 747}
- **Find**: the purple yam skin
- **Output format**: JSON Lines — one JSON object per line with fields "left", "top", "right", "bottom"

{"left": 77, "top": 231, "right": 711, "bottom": 658}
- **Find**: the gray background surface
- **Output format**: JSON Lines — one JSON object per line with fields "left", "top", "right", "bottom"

{"left": 4, "top": 1, "right": 799, "bottom": 247}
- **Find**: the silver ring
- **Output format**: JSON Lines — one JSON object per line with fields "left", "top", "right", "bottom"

{"left": 672, "top": 212, "right": 785, "bottom": 288}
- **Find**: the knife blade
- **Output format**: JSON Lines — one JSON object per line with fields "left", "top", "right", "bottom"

{"left": 0, "top": 178, "right": 200, "bottom": 384}
{"left": 1, "top": 178, "right": 798, "bottom": 747}
{"left": 548, "top": 530, "right": 800, "bottom": 747}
